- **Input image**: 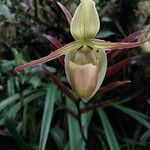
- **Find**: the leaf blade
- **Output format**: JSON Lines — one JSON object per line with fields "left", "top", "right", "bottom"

{"left": 4, "top": 117, "right": 29, "bottom": 150}
{"left": 98, "top": 109, "right": 120, "bottom": 150}
{"left": 112, "top": 104, "right": 150, "bottom": 129}
{"left": 39, "top": 84, "right": 58, "bottom": 150}
{"left": 66, "top": 97, "right": 85, "bottom": 150}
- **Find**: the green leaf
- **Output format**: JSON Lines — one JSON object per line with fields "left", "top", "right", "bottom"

{"left": 7, "top": 91, "right": 45, "bottom": 117}
{"left": 0, "top": 88, "right": 33, "bottom": 112}
{"left": 39, "top": 84, "right": 57, "bottom": 150}
{"left": 0, "top": 4, "right": 13, "bottom": 20}
{"left": 50, "top": 127, "right": 64, "bottom": 150}
{"left": 29, "top": 76, "right": 41, "bottom": 89}
{"left": 66, "top": 97, "right": 86, "bottom": 150}
{"left": 4, "top": 117, "right": 29, "bottom": 150}
{"left": 140, "top": 130, "right": 150, "bottom": 142}
{"left": 80, "top": 101, "right": 93, "bottom": 137}
{"left": 0, "top": 117, "right": 4, "bottom": 126}
{"left": 7, "top": 78, "right": 15, "bottom": 96}
{"left": 98, "top": 109, "right": 120, "bottom": 150}
{"left": 0, "top": 91, "right": 45, "bottom": 126}
{"left": 112, "top": 104, "right": 150, "bottom": 129}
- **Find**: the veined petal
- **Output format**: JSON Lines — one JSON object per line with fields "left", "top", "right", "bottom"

{"left": 14, "top": 41, "right": 82, "bottom": 73}
{"left": 71, "top": 0, "right": 100, "bottom": 40}
{"left": 87, "top": 29, "right": 150, "bottom": 51}
{"left": 65, "top": 49, "right": 107, "bottom": 102}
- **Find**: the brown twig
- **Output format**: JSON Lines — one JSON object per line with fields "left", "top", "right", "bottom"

{"left": 80, "top": 97, "right": 119, "bottom": 113}
{"left": 43, "top": 67, "right": 77, "bottom": 103}
{"left": 97, "top": 80, "right": 131, "bottom": 94}
{"left": 56, "top": 101, "right": 78, "bottom": 119}
{"left": 106, "top": 58, "right": 129, "bottom": 77}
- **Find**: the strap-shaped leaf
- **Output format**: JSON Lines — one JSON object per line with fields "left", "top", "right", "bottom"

{"left": 4, "top": 117, "right": 29, "bottom": 150}
{"left": 98, "top": 109, "right": 120, "bottom": 150}
{"left": 39, "top": 84, "right": 58, "bottom": 150}
{"left": 66, "top": 97, "right": 86, "bottom": 150}
{"left": 0, "top": 88, "right": 33, "bottom": 112}
{"left": 112, "top": 104, "right": 150, "bottom": 129}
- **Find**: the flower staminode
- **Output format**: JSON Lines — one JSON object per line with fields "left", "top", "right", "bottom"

{"left": 14, "top": 0, "right": 150, "bottom": 102}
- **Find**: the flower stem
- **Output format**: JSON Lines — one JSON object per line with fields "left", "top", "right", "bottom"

{"left": 76, "top": 99, "right": 88, "bottom": 145}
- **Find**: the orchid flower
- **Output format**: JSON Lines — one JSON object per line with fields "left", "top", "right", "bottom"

{"left": 14, "top": 0, "right": 150, "bottom": 102}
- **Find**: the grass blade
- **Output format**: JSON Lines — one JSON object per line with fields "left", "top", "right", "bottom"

{"left": 80, "top": 101, "right": 93, "bottom": 138}
{"left": 7, "top": 92, "right": 45, "bottom": 117}
{"left": 39, "top": 84, "right": 57, "bottom": 150}
{"left": 4, "top": 117, "right": 29, "bottom": 150}
{"left": 50, "top": 127, "right": 64, "bottom": 150}
{"left": 98, "top": 109, "right": 120, "bottom": 150}
{"left": 112, "top": 104, "right": 150, "bottom": 129}
{"left": 0, "top": 88, "right": 33, "bottom": 111}
{"left": 66, "top": 97, "right": 86, "bottom": 150}
{"left": 140, "top": 130, "right": 150, "bottom": 141}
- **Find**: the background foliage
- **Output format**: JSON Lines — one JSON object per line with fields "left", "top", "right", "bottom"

{"left": 0, "top": 0, "right": 150, "bottom": 150}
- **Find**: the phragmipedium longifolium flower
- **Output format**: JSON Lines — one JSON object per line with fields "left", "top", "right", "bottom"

{"left": 14, "top": 0, "right": 150, "bottom": 102}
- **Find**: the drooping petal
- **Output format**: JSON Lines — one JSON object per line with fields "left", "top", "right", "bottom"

{"left": 107, "top": 29, "right": 150, "bottom": 59}
{"left": 87, "top": 29, "right": 150, "bottom": 51}
{"left": 43, "top": 67, "right": 77, "bottom": 102}
{"left": 57, "top": 2, "right": 72, "bottom": 25}
{"left": 70, "top": 0, "right": 100, "bottom": 40}
{"left": 14, "top": 41, "right": 82, "bottom": 73}
{"left": 65, "top": 49, "right": 107, "bottom": 102}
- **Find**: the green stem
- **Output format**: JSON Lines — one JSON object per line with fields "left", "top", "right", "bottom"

{"left": 76, "top": 99, "right": 88, "bottom": 145}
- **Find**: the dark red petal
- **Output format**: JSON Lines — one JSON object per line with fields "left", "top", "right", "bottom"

{"left": 43, "top": 67, "right": 77, "bottom": 102}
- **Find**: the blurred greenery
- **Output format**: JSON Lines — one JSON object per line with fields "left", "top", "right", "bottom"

{"left": 0, "top": 0, "right": 150, "bottom": 150}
